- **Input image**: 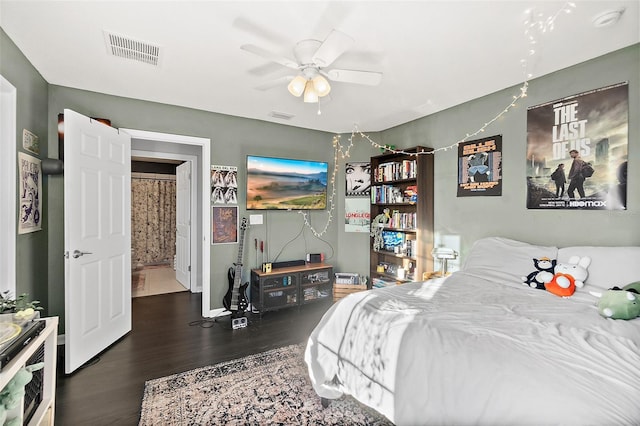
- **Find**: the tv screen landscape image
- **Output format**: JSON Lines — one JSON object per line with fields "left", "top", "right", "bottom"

{"left": 246, "top": 155, "right": 328, "bottom": 210}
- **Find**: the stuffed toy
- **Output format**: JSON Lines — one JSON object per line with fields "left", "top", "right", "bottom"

{"left": 522, "top": 257, "right": 556, "bottom": 290}
{"left": 0, "top": 362, "right": 44, "bottom": 425}
{"left": 545, "top": 255, "right": 590, "bottom": 297}
{"left": 592, "top": 281, "right": 640, "bottom": 320}
{"left": 370, "top": 208, "right": 391, "bottom": 251}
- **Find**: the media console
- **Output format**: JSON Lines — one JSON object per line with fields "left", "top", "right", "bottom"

{"left": 250, "top": 263, "right": 333, "bottom": 315}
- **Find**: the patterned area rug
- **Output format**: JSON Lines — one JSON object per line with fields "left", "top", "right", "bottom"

{"left": 139, "top": 344, "right": 392, "bottom": 425}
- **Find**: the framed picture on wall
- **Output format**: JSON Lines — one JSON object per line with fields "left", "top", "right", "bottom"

{"left": 211, "top": 205, "right": 238, "bottom": 244}
{"left": 457, "top": 135, "right": 502, "bottom": 197}
{"left": 345, "top": 197, "right": 370, "bottom": 232}
{"left": 345, "top": 162, "right": 371, "bottom": 197}
{"left": 18, "top": 152, "right": 42, "bottom": 234}
{"left": 526, "top": 82, "right": 628, "bottom": 210}
{"left": 211, "top": 164, "right": 238, "bottom": 205}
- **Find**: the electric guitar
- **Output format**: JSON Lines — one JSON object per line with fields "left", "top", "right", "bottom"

{"left": 223, "top": 217, "right": 249, "bottom": 314}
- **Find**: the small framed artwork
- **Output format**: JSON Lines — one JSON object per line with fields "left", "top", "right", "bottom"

{"left": 346, "top": 162, "right": 371, "bottom": 197}
{"left": 18, "top": 152, "right": 43, "bottom": 234}
{"left": 211, "top": 205, "right": 238, "bottom": 244}
{"left": 457, "top": 135, "right": 502, "bottom": 197}
{"left": 211, "top": 165, "right": 238, "bottom": 205}
{"left": 22, "top": 129, "right": 40, "bottom": 155}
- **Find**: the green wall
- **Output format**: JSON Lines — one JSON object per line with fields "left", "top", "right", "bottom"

{"left": 379, "top": 44, "right": 640, "bottom": 261}
{"left": 0, "top": 29, "right": 50, "bottom": 315}
{"left": 2, "top": 23, "right": 639, "bottom": 332}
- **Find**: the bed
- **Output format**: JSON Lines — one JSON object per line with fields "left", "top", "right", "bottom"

{"left": 305, "top": 237, "right": 640, "bottom": 425}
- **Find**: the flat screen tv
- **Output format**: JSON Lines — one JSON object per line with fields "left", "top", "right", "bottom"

{"left": 246, "top": 155, "right": 328, "bottom": 210}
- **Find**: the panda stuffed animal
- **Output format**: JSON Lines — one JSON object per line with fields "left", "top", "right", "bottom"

{"left": 522, "top": 257, "right": 556, "bottom": 290}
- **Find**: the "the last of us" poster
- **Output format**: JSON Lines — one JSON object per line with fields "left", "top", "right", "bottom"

{"left": 526, "top": 82, "right": 628, "bottom": 210}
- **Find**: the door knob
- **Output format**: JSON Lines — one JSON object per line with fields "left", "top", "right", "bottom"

{"left": 72, "top": 250, "right": 93, "bottom": 258}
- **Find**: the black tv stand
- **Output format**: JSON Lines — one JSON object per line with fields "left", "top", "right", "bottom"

{"left": 250, "top": 263, "right": 333, "bottom": 316}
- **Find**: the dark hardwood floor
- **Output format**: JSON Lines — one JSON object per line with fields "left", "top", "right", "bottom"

{"left": 54, "top": 292, "right": 332, "bottom": 425}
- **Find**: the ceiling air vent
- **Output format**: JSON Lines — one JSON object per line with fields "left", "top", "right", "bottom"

{"left": 103, "top": 31, "right": 161, "bottom": 66}
{"left": 269, "top": 111, "right": 295, "bottom": 120}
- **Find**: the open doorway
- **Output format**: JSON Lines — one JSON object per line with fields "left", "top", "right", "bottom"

{"left": 130, "top": 157, "right": 188, "bottom": 298}
{"left": 122, "top": 128, "right": 213, "bottom": 318}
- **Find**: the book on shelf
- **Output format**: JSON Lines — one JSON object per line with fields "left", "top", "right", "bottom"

{"left": 374, "top": 160, "right": 417, "bottom": 182}
{"left": 372, "top": 277, "right": 396, "bottom": 288}
{"left": 388, "top": 210, "right": 416, "bottom": 229}
{"left": 371, "top": 184, "right": 406, "bottom": 204}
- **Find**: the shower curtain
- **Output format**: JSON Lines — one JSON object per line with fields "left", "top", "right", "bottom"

{"left": 131, "top": 175, "right": 177, "bottom": 268}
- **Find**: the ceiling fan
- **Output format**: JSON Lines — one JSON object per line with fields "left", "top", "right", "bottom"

{"left": 241, "top": 29, "right": 382, "bottom": 103}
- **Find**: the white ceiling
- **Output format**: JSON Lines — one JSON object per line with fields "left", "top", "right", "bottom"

{"left": 1, "top": 1, "right": 638, "bottom": 134}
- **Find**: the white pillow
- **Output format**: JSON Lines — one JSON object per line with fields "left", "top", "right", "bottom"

{"left": 557, "top": 246, "right": 640, "bottom": 290}
{"left": 462, "top": 237, "right": 558, "bottom": 287}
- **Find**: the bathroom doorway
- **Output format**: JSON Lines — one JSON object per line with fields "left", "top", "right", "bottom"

{"left": 130, "top": 158, "right": 187, "bottom": 298}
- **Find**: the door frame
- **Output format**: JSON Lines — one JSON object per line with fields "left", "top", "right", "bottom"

{"left": 123, "top": 129, "right": 212, "bottom": 317}
{"left": 0, "top": 75, "right": 17, "bottom": 296}
{"left": 131, "top": 149, "right": 197, "bottom": 291}
{"left": 174, "top": 161, "right": 192, "bottom": 289}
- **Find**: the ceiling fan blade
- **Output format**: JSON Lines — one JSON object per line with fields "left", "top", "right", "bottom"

{"left": 312, "top": 29, "right": 354, "bottom": 68}
{"left": 254, "top": 75, "right": 295, "bottom": 91}
{"left": 240, "top": 44, "right": 299, "bottom": 70}
{"left": 325, "top": 69, "right": 383, "bottom": 86}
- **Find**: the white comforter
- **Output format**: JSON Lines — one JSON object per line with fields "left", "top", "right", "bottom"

{"left": 305, "top": 272, "right": 640, "bottom": 425}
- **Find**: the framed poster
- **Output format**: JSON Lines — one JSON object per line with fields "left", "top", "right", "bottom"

{"left": 18, "top": 152, "right": 42, "bottom": 234}
{"left": 212, "top": 206, "right": 238, "bottom": 244}
{"left": 457, "top": 135, "right": 502, "bottom": 197}
{"left": 22, "top": 129, "right": 40, "bottom": 155}
{"left": 344, "top": 197, "right": 370, "bottom": 232}
{"left": 526, "top": 82, "right": 628, "bottom": 210}
{"left": 211, "top": 164, "right": 238, "bottom": 205}
{"left": 346, "top": 162, "right": 371, "bottom": 197}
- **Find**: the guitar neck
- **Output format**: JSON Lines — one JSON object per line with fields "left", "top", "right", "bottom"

{"left": 230, "top": 218, "right": 248, "bottom": 312}
{"left": 234, "top": 228, "right": 245, "bottom": 287}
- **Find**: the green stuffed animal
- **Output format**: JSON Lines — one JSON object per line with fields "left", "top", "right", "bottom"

{"left": 0, "top": 362, "right": 44, "bottom": 425}
{"left": 595, "top": 281, "right": 640, "bottom": 320}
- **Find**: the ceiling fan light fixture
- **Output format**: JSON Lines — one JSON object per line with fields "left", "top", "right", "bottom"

{"left": 303, "top": 81, "right": 319, "bottom": 103}
{"left": 287, "top": 75, "right": 307, "bottom": 97}
{"left": 312, "top": 75, "right": 331, "bottom": 97}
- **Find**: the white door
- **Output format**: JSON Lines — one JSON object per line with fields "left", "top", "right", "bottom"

{"left": 175, "top": 161, "right": 191, "bottom": 288}
{"left": 64, "top": 109, "right": 131, "bottom": 374}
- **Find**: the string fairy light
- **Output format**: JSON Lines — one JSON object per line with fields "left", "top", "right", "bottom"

{"left": 350, "top": 1, "right": 576, "bottom": 158}
{"left": 299, "top": 2, "right": 576, "bottom": 236}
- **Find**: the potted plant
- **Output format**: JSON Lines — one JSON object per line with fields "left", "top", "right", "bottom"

{"left": 0, "top": 292, "right": 43, "bottom": 322}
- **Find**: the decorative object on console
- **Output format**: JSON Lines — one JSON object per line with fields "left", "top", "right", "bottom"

{"left": 306, "top": 253, "right": 324, "bottom": 263}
